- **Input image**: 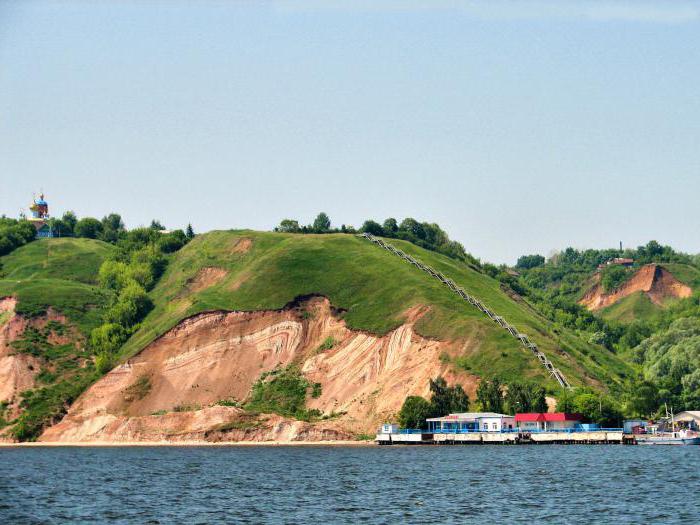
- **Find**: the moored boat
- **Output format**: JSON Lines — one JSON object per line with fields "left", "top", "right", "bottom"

{"left": 636, "top": 431, "right": 700, "bottom": 445}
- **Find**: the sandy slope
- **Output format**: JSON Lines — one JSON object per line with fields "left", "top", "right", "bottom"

{"left": 580, "top": 264, "right": 691, "bottom": 311}
{"left": 0, "top": 298, "right": 43, "bottom": 420}
{"left": 41, "top": 297, "right": 473, "bottom": 443}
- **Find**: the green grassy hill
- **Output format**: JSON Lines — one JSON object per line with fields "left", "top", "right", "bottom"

{"left": 120, "top": 231, "right": 633, "bottom": 390}
{"left": 0, "top": 238, "right": 115, "bottom": 439}
{"left": 0, "top": 238, "right": 114, "bottom": 332}
{"left": 660, "top": 263, "right": 700, "bottom": 289}
{"left": 0, "top": 232, "right": 642, "bottom": 440}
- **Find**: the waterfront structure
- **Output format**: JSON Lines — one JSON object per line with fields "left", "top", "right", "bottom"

{"left": 514, "top": 413, "right": 582, "bottom": 431}
{"left": 623, "top": 419, "right": 649, "bottom": 434}
{"left": 426, "top": 412, "right": 515, "bottom": 433}
{"left": 380, "top": 423, "right": 399, "bottom": 434}
{"left": 672, "top": 411, "right": 700, "bottom": 431}
{"left": 27, "top": 193, "right": 54, "bottom": 238}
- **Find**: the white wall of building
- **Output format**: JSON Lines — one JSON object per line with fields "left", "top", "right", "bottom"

{"left": 477, "top": 416, "right": 516, "bottom": 432}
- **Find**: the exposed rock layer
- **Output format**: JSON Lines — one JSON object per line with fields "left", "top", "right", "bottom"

{"left": 0, "top": 298, "right": 42, "bottom": 419}
{"left": 41, "top": 298, "right": 472, "bottom": 443}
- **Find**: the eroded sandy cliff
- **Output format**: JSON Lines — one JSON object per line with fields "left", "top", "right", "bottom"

{"left": 580, "top": 264, "right": 691, "bottom": 311}
{"left": 41, "top": 297, "right": 472, "bottom": 442}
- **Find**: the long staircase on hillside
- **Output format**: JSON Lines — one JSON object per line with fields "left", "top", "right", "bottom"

{"left": 360, "top": 233, "right": 572, "bottom": 389}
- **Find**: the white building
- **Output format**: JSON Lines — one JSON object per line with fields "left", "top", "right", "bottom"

{"left": 478, "top": 414, "right": 516, "bottom": 432}
{"left": 426, "top": 412, "right": 515, "bottom": 433}
{"left": 672, "top": 411, "right": 700, "bottom": 431}
{"left": 379, "top": 423, "right": 399, "bottom": 434}
{"left": 514, "top": 413, "right": 582, "bottom": 431}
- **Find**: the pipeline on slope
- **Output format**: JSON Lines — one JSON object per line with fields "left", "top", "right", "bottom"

{"left": 359, "top": 233, "right": 572, "bottom": 389}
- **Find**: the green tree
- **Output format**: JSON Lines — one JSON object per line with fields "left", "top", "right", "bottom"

{"left": 74, "top": 217, "right": 103, "bottom": 239}
{"left": 399, "top": 217, "right": 425, "bottom": 239}
{"left": 105, "top": 282, "right": 152, "bottom": 326}
{"left": 624, "top": 380, "right": 659, "bottom": 419}
{"left": 98, "top": 260, "right": 131, "bottom": 291}
{"left": 516, "top": 254, "right": 545, "bottom": 269}
{"left": 505, "top": 381, "right": 547, "bottom": 413}
{"left": 398, "top": 396, "right": 432, "bottom": 429}
{"left": 186, "top": 223, "right": 195, "bottom": 239}
{"left": 100, "top": 213, "right": 125, "bottom": 243}
{"left": 90, "top": 323, "right": 127, "bottom": 354}
{"left": 276, "top": 219, "right": 301, "bottom": 233}
{"left": 157, "top": 231, "right": 186, "bottom": 253}
{"left": 360, "top": 220, "right": 384, "bottom": 236}
{"left": 0, "top": 220, "right": 36, "bottom": 255}
{"left": 476, "top": 378, "right": 504, "bottom": 413}
{"left": 61, "top": 211, "right": 77, "bottom": 235}
{"left": 102, "top": 213, "right": 125, "bottom": 232}
{"left": 47, "top": 218, "right": 68, "bottom": 237}
{"left": 555, "top": 390, "right": 577, "bottom": 413}
{"left": 94, "top": 352, "right": 115, "bottom": 374}
{"left": 312, "top": 212, "right": 331, "bottom": 233}
{"left": 428, "top": 376, "right": 469, "bottom": 417}
{"left": 601, "top": 264, "right": 630, "bottom": 293}
{"left": 150, "top": 220, "right": 165, "bottom": 231}
{"left": 382, "top": 218, "right": 398, "bottom": 236}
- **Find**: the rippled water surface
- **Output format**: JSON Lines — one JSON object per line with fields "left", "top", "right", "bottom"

{"left": 1, "top": 445, "right": 699, "bottom": 524}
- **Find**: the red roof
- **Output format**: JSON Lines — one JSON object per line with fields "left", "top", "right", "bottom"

{"left": 515, "top": 413, "right": 582, "bottom": 422}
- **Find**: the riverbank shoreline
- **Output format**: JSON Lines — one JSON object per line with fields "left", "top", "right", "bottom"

{"left": 0, "top": 440, "right": 376, "bottom": 447}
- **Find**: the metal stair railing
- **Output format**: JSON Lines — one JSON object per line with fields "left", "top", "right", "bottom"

{"left": 360, "top": 232, "right": 571, "bottom": 389}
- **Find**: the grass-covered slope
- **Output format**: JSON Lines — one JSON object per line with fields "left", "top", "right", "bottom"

{"left": 600, "top": 292, "right": 660, "bottom": 324}
{"left": 122, "top": 231, "right": 633, "bottom": 389}
{"left": 0, "top": 238, "right": 115, "bottom": 439}
{"left": 592, "top": 263, "right": 698, "bottom": 325}
{"left": 0, "top": 238, "right": 114, "bottom": 332}
{"left": 660, "top": 263, "right": 700, "bottom": 289}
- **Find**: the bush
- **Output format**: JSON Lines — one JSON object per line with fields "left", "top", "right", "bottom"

{"left": 98, "top": 260, "right": 131, "bottom": 291}
{"left": 245, "top": 367, "right": 319, "bottom": 420}
{"left": 94, "top": 352, "right": 115, "bottom": 374}
{"left": 90, "top": 323, "right": 128, "bottom": 354}
{"left": 601, "top": 265, "right": 631, "bottom": 293}
{"left": 275, "top": 219, "right": 301, "bottom": 233}
{"left": 317, "top": 337, "right": 335, "bottom": 352}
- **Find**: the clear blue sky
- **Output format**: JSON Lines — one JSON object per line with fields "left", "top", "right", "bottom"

{"left": 1, "top": 1, "right": 698, "bottom": 264}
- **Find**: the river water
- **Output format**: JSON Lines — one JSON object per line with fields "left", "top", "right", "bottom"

{"left": 1, "top": 445, "right": 698, "bottom": 524}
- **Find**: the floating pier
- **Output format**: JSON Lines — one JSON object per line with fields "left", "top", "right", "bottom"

{"left": 376, "top": 431, "right": 632, "bottom": 445}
